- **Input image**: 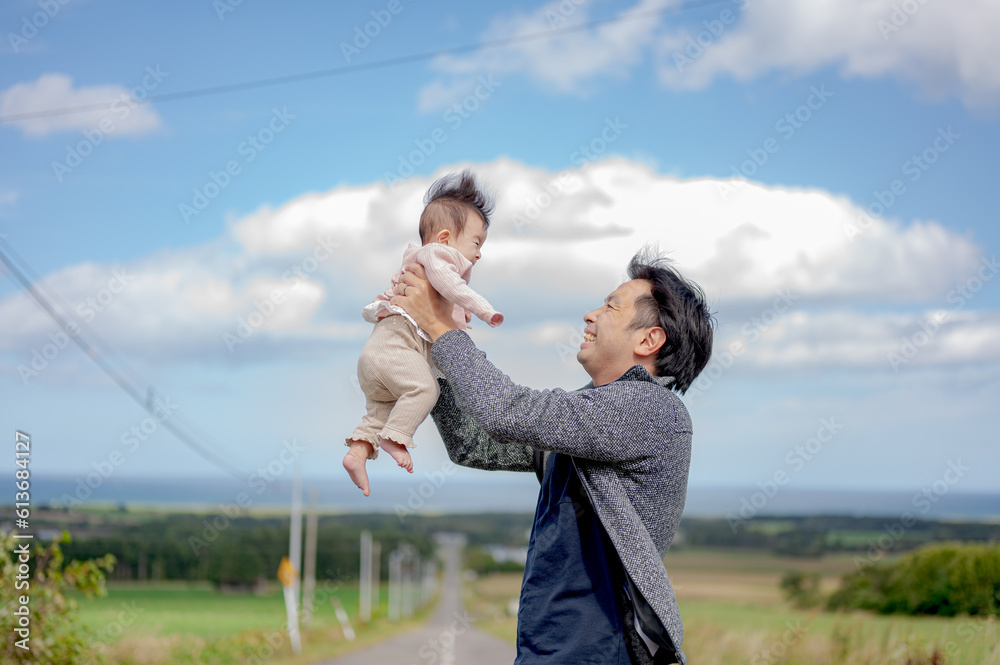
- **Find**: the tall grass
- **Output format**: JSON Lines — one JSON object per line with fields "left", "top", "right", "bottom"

{"left": 465, "top": 571, "right": 1000, "bottom": 665}
{"left": 681, "top": 612, "right": 998, "bottom": 665}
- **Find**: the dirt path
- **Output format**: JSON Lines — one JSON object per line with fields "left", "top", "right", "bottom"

{"left": 318, "top": 534, "right": 516, "bottom": 665}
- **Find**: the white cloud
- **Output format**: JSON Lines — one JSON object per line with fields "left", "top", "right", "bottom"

{"left": 0, "top": 73, "right": 162, "bottom": 138}
{"left": 656, "top": 0, "right": 1000, "bottom": 108}
{"left": 420, "top": 0, "right": 1000, "bottom": 109}
{"left": 0, "top": 157, "right": 992, "bottom": 376}
{"left": 707, "top": 308, "right": 1000, "bottom": 373}
{"left": 418, "top": 0, "right": 665, "bottom": 110}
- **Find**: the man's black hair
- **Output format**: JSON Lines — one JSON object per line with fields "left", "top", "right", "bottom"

{"left": 419, "top": 169, "right": 495, "bottom": 244}
{"left": 626, "top": 246, "right": 715, "bottom": 394}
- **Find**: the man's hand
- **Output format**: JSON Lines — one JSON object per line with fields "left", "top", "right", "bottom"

{"left": 390, "top": 263, "right": 460, "bottom": 342}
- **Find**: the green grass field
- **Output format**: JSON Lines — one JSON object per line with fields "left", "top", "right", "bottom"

{"left": 76, "top": 583, "right": 367, "bottom": 639}
{"left": 73, "top": 581, "right": 434, "bottom": 665}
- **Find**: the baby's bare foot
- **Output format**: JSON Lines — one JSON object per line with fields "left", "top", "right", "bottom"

{"left": 378, "top": 437, "right": 413, "bottom": 473}
{"left": 343, "top": 441, "right": 374, "bottom": 496}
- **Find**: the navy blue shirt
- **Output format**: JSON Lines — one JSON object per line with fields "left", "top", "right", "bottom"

{"left": 515, "top": 452, "right": 633, "bottom": 664}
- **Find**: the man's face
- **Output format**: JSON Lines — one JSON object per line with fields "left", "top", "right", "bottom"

{"left": 577, "top": 279, "right": 654, "bottom": 385}
{"left": 449, "top": 211, "right": 486, "bottom": 265}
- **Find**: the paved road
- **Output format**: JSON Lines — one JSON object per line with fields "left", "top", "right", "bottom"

{"left": 319, "top": 534, "right": 516, "bottom": 665}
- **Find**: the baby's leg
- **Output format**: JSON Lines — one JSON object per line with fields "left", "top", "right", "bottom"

{"left": 346, "top": 387, "right": 390, "bottom": 496}
{"left": 343, "top": 440, "right": 375, "bottom": 496}
{"left": 357, "top": 314, "right": 438, "bottom": 474}
{"left": 377, "top": 361, "right": 440, "bottom": 474}
{"left": 376, "top": 436, "right": 413, "bottom": 472}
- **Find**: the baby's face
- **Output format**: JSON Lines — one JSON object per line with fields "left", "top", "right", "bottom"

{"left": 449, "top": 210, "right": 487, "bottom": 265}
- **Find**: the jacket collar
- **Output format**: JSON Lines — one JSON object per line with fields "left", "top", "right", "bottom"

{"left": 618, "top": 363, "right": 675, "bottom": 388}
{"left": 580, "top": 364, "right": 675, "bottom": 391}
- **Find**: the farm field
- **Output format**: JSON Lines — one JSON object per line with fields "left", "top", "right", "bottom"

{"left": 73, "top": 582, "right": 434, "bottom": 665}
{"left": 465, "top": 547, "right": 1000, "bottom": 665}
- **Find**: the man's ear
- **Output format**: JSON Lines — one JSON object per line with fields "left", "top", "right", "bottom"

{"left": 634, "top": 327, "right": 666, "bottom": 358}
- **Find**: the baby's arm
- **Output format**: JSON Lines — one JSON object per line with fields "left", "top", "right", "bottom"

{"left": 419, "top": 246, "right": 503, "bottom": 326}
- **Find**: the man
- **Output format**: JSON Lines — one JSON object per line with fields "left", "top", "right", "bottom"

{"left": 391, "top": 246, "right": 714, "bottom": 665}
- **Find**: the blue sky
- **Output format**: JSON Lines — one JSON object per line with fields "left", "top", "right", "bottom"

{"left": 1, "top": 0, "right": 998, "bottom": 509}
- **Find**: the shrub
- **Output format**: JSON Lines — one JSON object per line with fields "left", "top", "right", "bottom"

{"left": 828, "top": 542, "right": 1000, "bottom": 616}
{"left": 1, "top": 529, "right": 116, "bottom": 664}
{"left": 779, "top": 570, "right": 822, "bottom": 608}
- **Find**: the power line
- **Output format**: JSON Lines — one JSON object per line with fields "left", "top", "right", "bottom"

{"left": 0, "top": 0, "right": 733, "bottom": 124}
{"left": 4, "top": 240, "right": 159, "bottom": 400}
{"left": 0, "top": 238, "right": 248, "bottom": 481}
{"left": 0, "top": 239, "right": 247, "bottom": 476}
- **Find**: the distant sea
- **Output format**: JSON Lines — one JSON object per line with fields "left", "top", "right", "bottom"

{"left": 20, "top": 476, "right": 1000, "bottom": 521}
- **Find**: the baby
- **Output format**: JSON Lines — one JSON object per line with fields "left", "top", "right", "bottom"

{"left": 344, "top": 170, "right": 504, "bottom": 496}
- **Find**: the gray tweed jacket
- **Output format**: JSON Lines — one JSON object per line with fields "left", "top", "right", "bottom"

{"left": 428, "top": 329, "right": 692, "bottom": 664}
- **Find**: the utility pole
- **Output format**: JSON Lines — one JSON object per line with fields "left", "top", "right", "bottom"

{"left": 360, "top": 530, "right": 373, "bottom": 623}
{"left": 282, "top": 468, "right": 303, "bottom": 654}
{"left": 388, "top": 548, "right": 402, "bottom": 622}
{"left": 303, "top": 486, "right": 318, "bottom": 626}
{"left": 372, "top": 540, "right": 381, "bottom": 614}
{"left": 290, "top": 468, "right": 303, "bottom": 607}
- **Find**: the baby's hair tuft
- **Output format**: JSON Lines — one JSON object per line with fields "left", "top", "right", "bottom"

{"left": 419, "top": 169, "right": 495, "bottom": 244}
